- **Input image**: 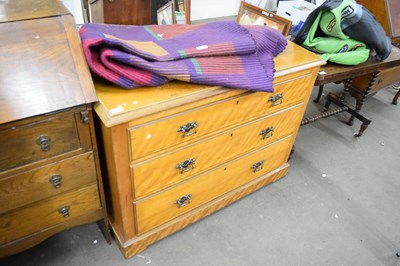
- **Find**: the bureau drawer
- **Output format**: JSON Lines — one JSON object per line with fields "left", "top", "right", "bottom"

{"left": 0, "top": 184, "right": 101, "bottom": 245}
{"left": 0, "top": 108, "right": 90, "bottom": 172}
{"left": 134, "top": 136, "right": 292, "bottom": 234}
{"left": 129, "top": 74, "right": 312, "bottom": 160}
{"left": 132, "top": 104, "right": 303, "bottom": 198}
{"left": 0, "top": 152, "right": 97, "bottom": 214}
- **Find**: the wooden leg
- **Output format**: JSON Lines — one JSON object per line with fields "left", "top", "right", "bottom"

{"left": 347, "top": 99, "right": 363, "bottom": 126}
{"left": 393, "top": 88, "right": 400, "bottom": 105}
{"left": 314, "top": 85, "right": 324, "bottom": 103}
{"left": 326, "top": 93, "right": 371, "bottom": 137}
{"left": 323, "top": 93, "right": 332, "bottom": 111}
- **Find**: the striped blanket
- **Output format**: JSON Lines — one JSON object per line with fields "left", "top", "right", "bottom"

{"left": 79, "top": 21, "right": 287, "bottom": 92}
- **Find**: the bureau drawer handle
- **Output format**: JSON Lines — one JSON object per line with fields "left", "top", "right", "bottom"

{"left": 36, "top": 135, "right": 51, "bottom": 151}
{"left": 260, "top": 127, "right": 274, "bottom": 139}
{"left": 175, "top": 194, "right": 191, "bottom": 208}
{"left": 251, "top": 160, "right": 265, "bottom": 173}
{"left": 49, "top": 174, "right": 63, "bottom": 188}
{"left": 268, "top": 93, "right": 284, "bottom": 106}
{"left": 58, "top": 206, "right": 70, "bottom": 218}
{"left": 177, "top": 121, "right": 198, "bottom": 138}
{"left": 176, "top": 158, "right": 196, "bottom": 174}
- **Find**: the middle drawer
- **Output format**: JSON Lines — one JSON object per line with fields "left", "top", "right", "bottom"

{"left": 131, "top": 104, "right": 302, "bottom": 199}
{"left": 0, "top": 152, "right": 97, "bottom": 215}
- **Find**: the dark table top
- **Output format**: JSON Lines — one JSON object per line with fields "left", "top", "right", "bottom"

{"left": 315, "top": 45, "right": 400, "bottom": 86}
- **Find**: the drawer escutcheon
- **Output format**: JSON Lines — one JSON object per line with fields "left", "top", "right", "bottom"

{"left": 260, "top": 127, "right": 275, "bottom": 139}
{"left": 36, "top": 135, "right": 51, "bottom": 151}
{"left": 175, "top": 194, "right": 191, "bottom": 208}
{"left": 268, "top": 93, "right": 284, "bottom": 106}
{"left": 177, "top": 121, "right": 198, "bottom": 138}
{"left": 58, "top": 206, "right": 70, "bottom": 218}
{"left": 176, "top": 158, "right": 196, "bottom": 174}
{"left": 251, "top": 160, "right": 265, "bottom": 173}
{"left": 49, "top": 174, "right": 63, "bottom": 188}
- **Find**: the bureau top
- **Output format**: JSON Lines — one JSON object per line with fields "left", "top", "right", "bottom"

{"left": 94, "top": 41, "right": 325, "bottom": 127}
{"left": 0, "top": 0, "right": 97, "bottom": 125}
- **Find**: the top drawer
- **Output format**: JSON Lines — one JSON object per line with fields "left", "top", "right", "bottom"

{"left": 129, "top": 73, "right": 313, "bottom": 161}
{"left": 0, "top": 107, "right": 91, "bottom": 172}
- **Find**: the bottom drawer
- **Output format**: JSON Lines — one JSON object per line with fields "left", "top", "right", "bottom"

{"left": 134, "top": 135, "right": 292, "bottom": 234}
{"left": 0, "top": 183, "right": 101, "bottom": 245}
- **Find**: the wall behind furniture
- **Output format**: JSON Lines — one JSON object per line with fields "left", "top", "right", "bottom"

{"left": 191, "top": 0, "right": 242, "bottom": 21}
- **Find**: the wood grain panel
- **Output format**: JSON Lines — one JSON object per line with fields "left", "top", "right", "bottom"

{"left": 99, "top": 122, "right": 137, "bottom": 240}
{"left": 0, "top": 184, "right": 100, "bottom": 245}
{"left": 0, "top": 109, "right": 81, "bottom": 171}
{"left": 0, "top": 0, "right": 69, "bottom": 23}
{"left": 134, "top": 136, "right": 292, "bottom": 234}
{"left": 102, "top": 0, "right": 151, "bottom": 25}
{"left": 129, "top": 74, "right": 312, "bottom": 160}
{"left": 132, "top": 105, "right": 303, "bottom": 198}
{"left": 118, "top": 164, "right": 289, "bottom": 258}
{"left": 0, "top": 17, "right": 88, "bottom": 124}
{"left": 0, "top": 152, "right": 97, "bottom": 214}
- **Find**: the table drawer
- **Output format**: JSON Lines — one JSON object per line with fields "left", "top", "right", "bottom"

{"left": 134, "top": 136, "right": 292, "bottom": 234}
{"left": 132, "top": 104, "right": 303, "bottom": 198}
{"left": 0, "top": 152, "right": 97, "bottom": 214}
{"left": 0, "top": 183, "right": 100, "bottom": 245}
{"left": 0, "top": 109, "right": 88, "bottom": 172}
{"left": 350, "top": 65, "right": 400, "bottom": 94}
{"left": 129, "top": 74, "right": 311, "bottom": 160}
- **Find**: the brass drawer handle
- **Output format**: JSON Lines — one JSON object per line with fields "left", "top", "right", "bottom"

{"left": 36, "top": 135, "right": 51, "bottom": 151}
{"left": 251, "top": 160, "right": 264, "bottom": 173}
{"left": 177, "top": 121, "right": 198, "bottom": 138}
{"left": 58, "top": 206, "right": 70, "bottom": 218}
{"left": 268, "top": 93, "right": 284, "bottom": 106}
{"left": 49, "top": 174, "right": 62, "bottom": 188}
{"left": 175, "top": 194, "right": 191, "bottom": 208}
{"left": 260, "top": 126, "right": 274, "bottom": 139}
{"left": 176, "top": 158, "right": 196, "bottom": 174}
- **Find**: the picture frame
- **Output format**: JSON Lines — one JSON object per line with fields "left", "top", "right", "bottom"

{"left": 157, "top": 0, "right": 176, "bottom": 25}
{"left": 174, "top": 0, "right": 190, "bottom": 24}
{"left": 237, "top": 1, "right": 292, "bottom": 36}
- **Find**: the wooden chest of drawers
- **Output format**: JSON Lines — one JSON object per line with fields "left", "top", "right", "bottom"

{"left": 94, "top": 42, "right": 324, "bottom": 258}
{"left": 0, "top": 0, "right": 109, "bottom": 257}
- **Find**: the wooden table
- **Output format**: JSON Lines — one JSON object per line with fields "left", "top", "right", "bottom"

{"left": 301, "top": 45, "right": 400, "bottom": 137}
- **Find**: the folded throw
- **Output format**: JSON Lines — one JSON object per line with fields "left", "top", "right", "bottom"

{"left": 79, "top": 21, "right": 287, "bottom": 92}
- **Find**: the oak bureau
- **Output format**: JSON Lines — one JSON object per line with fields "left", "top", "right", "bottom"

{"left": 0, "top": 0, "right": 109, "bottom": 257}
{"left": 93, "top": 41, "right": 324, "bottom": 258}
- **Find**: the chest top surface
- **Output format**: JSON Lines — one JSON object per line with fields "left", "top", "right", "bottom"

{"left": 94, "top": 41, "right": 324, "bottom": 127}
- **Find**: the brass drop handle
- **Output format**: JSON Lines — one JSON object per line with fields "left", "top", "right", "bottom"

{"left": 177, "top": 121, "right": 198, "bottom": 138}
{"left": 58, "top": 206, "right": 70, "bottom": 218}
{"left": 175, "top": 194, "right": 191, "bottom": 208}
{"left": 251, "top": 160, "right": 264, "bottom": 173}
{"left": 268, "top": 93, "right": 284, "bottom": 106}
{"left": 176, "top": 158, "right": 196, "bottom": 174}
{"left": 36, "top": 135, "right": 51, "bottom": 151}
{"left": 49, "top": 174, "right": 62, "bottom": 188}
{"left": 260, "top": 127, "right": 274, "bottom": 139}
